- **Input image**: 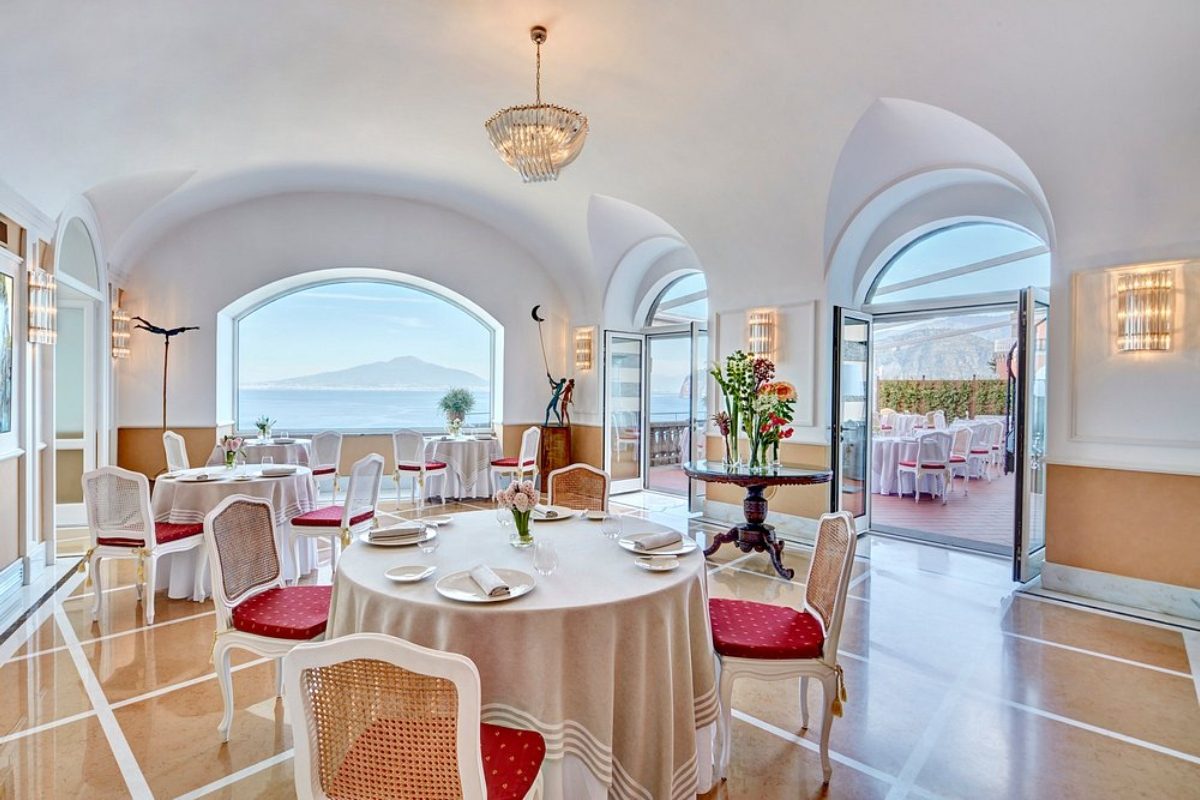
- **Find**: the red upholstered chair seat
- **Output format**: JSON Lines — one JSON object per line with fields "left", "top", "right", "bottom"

{"left": 231, "top": 585, "right": 332, "bottom": 640}
{"left": 491, "top": 457, "right": 537, "bottom": 468}
{"left": 898, "top": 460, "right": 948, "bottom": 469}
{"left": 291, "top": 505, "right": 374, "bottom": 528}
{"left": 310, "top": 466, "right": 336, "bottom": 476}
{"left": 949, "top": 455, "right": 967, "bottom": 463}
{"left": 323, "top": 719, "right": 545, "bottom": 800}
{"left": 98, "top": 521, "right": 203, "bottom": 548}
{"left": 708, "top": 598, "right": 825, "bottom": 660}
{"left": 396, "top": 461, "right": 448, "bottom": 471}
{"left": 970, "top": 448, "right": 991, "bottom": 454}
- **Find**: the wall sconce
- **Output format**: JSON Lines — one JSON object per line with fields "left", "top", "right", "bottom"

{"left": 573, "top": 326, "right": 594, "bottom": 371}
{"left": 111, "top": 305, "right": 132, "bottom": 359}
{"left": 747, "top": 308, "right": 776, "bottom": 359}
{"left": 1116, "top": 269, "right": 1173, "bottom": 352}
{"left": 27, "top": 267, "right": 56, "bottom": 345}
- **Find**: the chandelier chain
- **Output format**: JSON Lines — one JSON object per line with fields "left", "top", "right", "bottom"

{"left": 535, "top": 41, "right": 542, "bottom": 104}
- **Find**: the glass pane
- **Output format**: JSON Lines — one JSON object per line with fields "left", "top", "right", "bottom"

{"left": 58, "top": 219, "right": 101, "bottom": 291}
{"left": 838, "top": 315, "right": 870, "bottom": 517}
{"left": 1027, "top": 299, "right": 1049, "bottom": 555}
{"left": 870, "top": 223, "right": 1049, "bottom": 304}
{"left": 689, "top": 325, "right": 709, "bottom": 511}
{"left": 606, "top": 335, "right": 644, "bottom": 486}
{"left": 648, "top": 273, "right": 709, "bottom": 326}
{"left": 646, "top": 334, "right": 691, "bottom": 496}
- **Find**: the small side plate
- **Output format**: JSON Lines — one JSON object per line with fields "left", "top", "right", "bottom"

{"left": 360, "top": 529, "right": 436, "bottom": 547}
{"left": 635, "top": 556, "right": 680, "bottom": 572}
{"left": 422, "top": 514, "right": 453, "bottom": 526}
{"left": 385, "top": 565, "right": 437, "bottom": 583}
{"left": 531, "top": 505, "right": 575, "bottom": 523}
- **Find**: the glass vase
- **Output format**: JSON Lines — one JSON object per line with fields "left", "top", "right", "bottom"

{"left": 509, "top": 511, "right": 534, "bottom": 548}
{"left": 224, "top": 451, "right": 237, "bottom": 470}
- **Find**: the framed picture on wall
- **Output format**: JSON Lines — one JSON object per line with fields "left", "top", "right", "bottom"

{"left": 0, "top": 271, "right": 11, "bottom": 434}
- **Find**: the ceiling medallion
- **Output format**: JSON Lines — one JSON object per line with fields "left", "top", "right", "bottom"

{"left": 485, "top": 26, "right": 588, "bottom": 183}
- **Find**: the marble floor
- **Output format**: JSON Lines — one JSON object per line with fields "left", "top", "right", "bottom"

{"left": 4, "top": 497, "right": 1199, "bottom": 799}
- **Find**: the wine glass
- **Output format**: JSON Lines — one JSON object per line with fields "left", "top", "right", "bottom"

{"left": 261, "top": 456, "right": 274, "bottom": 466}
{"left": 495, "top": 505, "right": 512, "bottom": 528}
{"left": 419, "top": 529, "right": 440, "bottom": 555}
{"left": 533, "top": 540, "right": 558, "bottom": 576}
{"left": 600, "top": 513, "right": 623, "bottom": 540}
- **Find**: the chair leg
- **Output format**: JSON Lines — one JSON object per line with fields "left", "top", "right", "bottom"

{"left": 90, "top": 553, "right": 104, "bottom": 622}
{"left": 144, "top": 556, "right": 157, "bottom": 626}
{"left": 800, "top": 675, "right": 811, "bottom": 729}
{"left": 192, "top": 547, "right": 208, "bottom": 602}
{"left": 274, "top": 657, "right": 284, "bottom": 698}
{"left": 819, "top": 672, "right": 837, "bottom": 784}
{"left": 329, "top": 533, "right": 342, "bottom": 571}
{"left": 292, "top": 530, "right": 303, "bottom": 587}
{"left": 715, "top": 662, "right": 736, "bottom": 780}
{"left": 215, "top": 642, "right": 235, "bottom": 742}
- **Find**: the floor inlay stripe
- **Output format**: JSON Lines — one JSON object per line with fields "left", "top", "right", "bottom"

{"left": 9, "top": 607, "right": 216, "bottom": 662}
{"left": 1002, "top": 631, "right": 1193, "bottom": 678}
{"left": 1184, "top": 631, "right": 1200, "bottom": 704}
{"left": 109, "top": 657, "right": 272, "bottom": 710}
{"left": 173, "top": 748, "right": 295, "bottom": 800}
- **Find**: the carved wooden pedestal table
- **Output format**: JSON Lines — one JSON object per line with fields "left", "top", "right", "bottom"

{"left": 682, "top": 460, "right": 833, "bottom": 580}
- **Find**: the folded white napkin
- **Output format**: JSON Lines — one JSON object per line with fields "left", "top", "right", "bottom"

{"left": 469, "top": 564, "right": 510, "bottom": 597}
{"left": 629, "top": 531, "right": 683, "bottom": 552}
{"left": 369, "top": 522, "right": 424, "bottom": 542}
{"left": 532, "top": 506, "right": 560, "bottom": 519}
{"left": 261, "top": 466, "right": 298, "bottom": 476}
{"left": 188, "top": 472, "right": 211, "bottom": 482}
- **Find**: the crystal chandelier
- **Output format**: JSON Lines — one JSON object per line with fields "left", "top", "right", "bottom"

{"left": 486, "top": 26, "right": 588, "bottom": 183}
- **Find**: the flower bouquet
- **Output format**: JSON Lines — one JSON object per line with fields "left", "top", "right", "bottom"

{"left": 220, "top": 435, "right": 245, "bottom": 469}
{"left": 254, "top": 415, "right": 275, "bottom": 439}
{"left": 711, "top": 351, "right": 797, "bottom": 470}
{"left": 494, "top": 479, "right": 539, "bottom": 547}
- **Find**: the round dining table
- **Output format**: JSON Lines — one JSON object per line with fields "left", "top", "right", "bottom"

{"left": 151, "top": 465, "right": 319, "bottom": 598}
{"left": 327, "top": 510, "right": 718, "bottom": 799}
{"left": 424, "top": 436, "right": 502, "bottom": 500}
{"left": 871, "top": 434, "right": 951, "bottom": 495}
{"left": 207, "top": 437, "right": 312, "bottom": 467}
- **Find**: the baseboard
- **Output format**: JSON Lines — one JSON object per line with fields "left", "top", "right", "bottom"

{"left": 1041, "top": 561, "right": 1200, "bottom": 621}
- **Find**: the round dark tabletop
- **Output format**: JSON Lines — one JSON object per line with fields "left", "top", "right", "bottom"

{"left": 682, "top": 460, "right": 833, "bottom": 487}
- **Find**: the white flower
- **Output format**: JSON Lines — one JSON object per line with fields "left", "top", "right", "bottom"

{"left": 513, "top": 494, "right": 531, "bottom": 512}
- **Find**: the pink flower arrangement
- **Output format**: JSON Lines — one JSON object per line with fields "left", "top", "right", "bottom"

{"left": 220, "top": 435, "right": 244, "bottom": 454}
{"left": 495, "top": 479, "right": 539, "bottom": 543}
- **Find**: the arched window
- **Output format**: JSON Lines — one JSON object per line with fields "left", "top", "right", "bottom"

{"left": 867, "top": 222, "right": 1049, "bottom": 305}
{"left": 235, "top": 280, "right": 496, "bottom": 432}
{"left": 645, "top": 272, "right": 708, "bottom": 326}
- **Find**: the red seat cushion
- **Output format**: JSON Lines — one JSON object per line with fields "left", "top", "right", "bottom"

{"left": 396, "top": 461, "right": 448, "bottom": 471}
{"left": 491, "top": 457, "right": 537, "bottom": 468}
{"left": 311, "top": 466, "right": 336, "bottom": 476}
{"left": 898, "top": 460, "right": 948, "bottom": 469}
{"left": 291, "top": 505, "right": 374, "bottom": 528}
{"left": 970, "top": 448, "right": 991, "bottom": 454}
{"left": 98, "top": 521, "right": 203, "bottom": 548}
{"left": 949, "top": 455, "right": 967, "bottom": 463}
{"left": 231, "top": 585, "right": 331, "bottom": 640}
{"left": 708, "top": 598, "right": 825, "bottom": 660}
{"left": 324, "top": 719, "right": 544, "bottom": 800}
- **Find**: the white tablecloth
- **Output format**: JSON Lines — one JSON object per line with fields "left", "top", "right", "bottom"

{"left": 424, "top": 437, "right": 502, "bottom": 499}
{"left": 151, "top": 466, "right": 319, "bottom": 598}
{"left": 880, "top": 413, "right": 926, "bottom": 438}
{"left": 871, "top": 435, "right": 950, "bottom": 495}
{"left": 328, "top": 511, "right": 717, "bottom": 799}
{"left": 207, "top": 439, "right": 312, "bottom": 466}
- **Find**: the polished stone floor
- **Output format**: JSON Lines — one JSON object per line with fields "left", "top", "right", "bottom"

{"left": 5, "top": 497, "right": 1199, "bottom": 798}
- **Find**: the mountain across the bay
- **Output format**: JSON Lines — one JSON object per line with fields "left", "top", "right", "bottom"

{"left": 260, "top": 356, "right": 487, "bottom": 389}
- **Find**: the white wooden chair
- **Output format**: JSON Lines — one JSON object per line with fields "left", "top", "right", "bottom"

{"left": 490, "top": 426, "right": 540, "bottom": 488}
{"left": 162, "top": 430, "right": 190, "bottom": 472}
{"left": 290, "top": 453, "right": 383, "bottom": 576}
{"left": 393, "top": 429, "right": 448, "bottom": 512}
{"left": 547, "top": 463, "right": 610, "bottom": 512}
{"left": 711, "top": 511, "right": 858, "bottom": 785}
{"left": 204, "top": 494, "right": 333, "bottom": 742}
{"left": 82, "top": 466, "right": 206, "bottom": 624}
{"left": 967, "top": 425, "right": 993, "bottom": 481}
{"left": 896, "top": 431, "right": 952, "bottom": 503}
{"left": 987, "top": 420, "right": 1006, "bottom": 473}
{"left": 283, "top": 632, "right": 546, "bottom": 799}
{"left": 947, "top": 427, "right": 974, "bottom": 494}
{"left": 309, "top": 431, "right": 343, "bottom": 501}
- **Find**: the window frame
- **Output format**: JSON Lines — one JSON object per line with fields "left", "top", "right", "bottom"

{"left": 232, "top": 277, "right": 498, "bottom": 435}
{"left": 644, "top": 272, "right": 709, "bottom": 328}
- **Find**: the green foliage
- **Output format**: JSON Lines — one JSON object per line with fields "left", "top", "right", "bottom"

{"left": 438, "top": 387, "right": 476, "bottom": 421}
{"left": 878, "top": 379, "right": 1007, "bottom": 420}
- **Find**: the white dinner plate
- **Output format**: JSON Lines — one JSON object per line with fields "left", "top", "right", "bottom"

{"left": 422, "top": 514, "right": 453, "bottom": 526}
{"left": 583, "top": 510, "right": 606, "bottom": 521}
{"left": 635, "top": 555, "right": 680, "bottom": 572}
{"left": 232, "top": 475, "right": 255, "bottom": 482}
{"left": 261, "top": 467, "right": 298, "bottom": 477}
{"left": 360, "top": 529, "right": 436, "bottom": 547}
{"left": 272, "top": 437, "right": 297, "bottom": 444}
{"left": 179, "top": 473, "right": 220, "bottom": 483}
{"left": 385, "top": 564, "right": 437, "bottom": 583}
{"left": 617, "top": 535, "right": 698, "bottom": 556}
{"left": 435, "top": 568, "right": 535, "bottom": 603}
{"left": 531, "top": 505, "right": 574, "bottom": 523}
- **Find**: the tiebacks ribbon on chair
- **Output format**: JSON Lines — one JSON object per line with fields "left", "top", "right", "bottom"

{"left": 77, "top": 545, "right": 149, "bottom": 586}
{"left": 831, "top": 664, "right": 848, "bottom": 717}
{"left": 78, "top": 547, "right": 96, "bottom": 586}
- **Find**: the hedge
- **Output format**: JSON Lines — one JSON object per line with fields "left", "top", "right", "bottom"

{"left": 878, "top": 379, "right": 1007, "bottom": 420}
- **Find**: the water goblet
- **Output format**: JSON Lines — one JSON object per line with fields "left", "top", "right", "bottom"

{"left": 261, "top": 456, "right": 274, "bottom": 466}
{"left": 418, "top": 528, "right": 440, "bottom": 555}
{"left": 533, "top": 540, "right": 559, "bottom": 576}
{"left": 496, "top": 505, "right": 513, "bottom": 528}
{"left": 600, "top": 513, "right": 623, "bottom": 540}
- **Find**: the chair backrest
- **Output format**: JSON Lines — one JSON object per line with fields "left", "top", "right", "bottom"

{"left": 162, "top": 430, "right": 190, "bottom": 472}
{"left": 82, "top": 466, "right": 154, "bottom": 549}
{"left": 988, "top": 420, "right": 1006, "bottom": 448}
{"left": 203, "top": 495, "right": 284, "bottom": 628}
{"left": 311, "top": 431, "right": 343, "bottom": 471}
{"left": 392, "top": 429, "right": 426, "bottom": 471}
{"left": 518, "top": 426, "right": 541, "bottom": 469}
{"left": 802, "top": 511, "right": 858, "bottom": 661}
{"left": 931, "top": 410, "right": 947, "bottom": 429}
{"left": 343, "top": 454, "right": 385, "bottom": 527}
{"left": 283, "top": 632, "right": 487, "bottom": 800}
{"left": 547, "top": 463, "right": 610, "bottom": 512}
{"left": 917, "top": 431, "right": 952, "bottom": 467}
{"left": 950, "top": 427, "right": 972, "bottom": 460}
{"left": 969, "top": 424, "right": 990, "bottom": 451}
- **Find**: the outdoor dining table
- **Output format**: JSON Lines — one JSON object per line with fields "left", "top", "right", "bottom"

{"left": 871, "top": 434, "right": 952, "bottom": 495}
{"left": 150, "top": 465, "right": 319, "bottom": 598}
{"left": 327, "top": 509, "right": 718, "bottom": 799}
{"left": 424, "top": 435, "right": 502, "bottom": 499}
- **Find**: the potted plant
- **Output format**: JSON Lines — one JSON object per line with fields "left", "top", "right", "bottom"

{"left": 254, "top": 415, "right": 275, "bottom": 440}
{"left": 494, "top": 479, "right": 538, "bottom": 548}
{"left": 438, "top": 388, "right": 475, "bottom": 438}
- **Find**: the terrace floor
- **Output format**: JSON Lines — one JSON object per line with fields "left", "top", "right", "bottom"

{"left": 872, "top": 470, "right": 1016, "bottom": 553}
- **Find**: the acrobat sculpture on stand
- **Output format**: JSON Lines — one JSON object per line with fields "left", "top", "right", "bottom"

{"left": 133, "top": 316, "right": 200, "bottom": 429}
{"left": 531, "top": 305, "right": 572, "bottom": 427}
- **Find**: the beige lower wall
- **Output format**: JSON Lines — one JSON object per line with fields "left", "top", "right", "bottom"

{"left": 704, "top": 435, "right": 831, "bottom": 519}
{"left": 0, "top": 457, "right": 20, "bottom": 571}
{"left": 118, "top": 427, "right": 225, "bottom": 478}
{"left": 55, "top": 449, "right": 84, "bottom": 503}
{"left": 1046, "top": 464, "right": 1200, "bottom": 590}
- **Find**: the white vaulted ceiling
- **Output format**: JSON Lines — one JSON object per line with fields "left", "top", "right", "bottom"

{"left": 1, "top": 0, "right": 1198, "bottom": 302}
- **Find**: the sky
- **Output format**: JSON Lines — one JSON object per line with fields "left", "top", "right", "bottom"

{"left": 238, "top": 282, "right": 492, "bottom": 384}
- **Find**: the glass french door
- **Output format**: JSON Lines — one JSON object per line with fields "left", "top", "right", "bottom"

{"left": 1014, "top": 287, "right": 1049, "bottom": 581}
{"left": 688, "top": 322, "right": 709, "bottom": 513}
{"left": 603, "top": 332, "right": 646, "bottom": 494}
{"left": 831, "top": 307, "right": 872, "bottom": 531}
